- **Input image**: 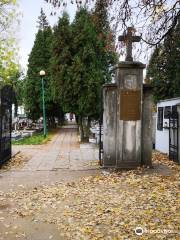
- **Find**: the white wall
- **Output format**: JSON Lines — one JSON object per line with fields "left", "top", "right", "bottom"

{"left": 156, "top": 98, "right": 180, "bottom": 154}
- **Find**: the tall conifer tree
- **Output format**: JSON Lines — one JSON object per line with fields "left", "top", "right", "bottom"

{"left": 147, "top": 18, "right": 180, "bottom": 102}
{"left": 93, "top": 0, "right": 117, "bottom": 83}
{"left": 50, "top": 8, "right": 117, "bottom": 137}
{"left": 50, "top": 12, "right": 74, "bottom": 113}
{"left": 69, "top": 8, "right": 113, "bottom": 136}
{"left": 24, "top": 9, "right": 54, "bottom": 120}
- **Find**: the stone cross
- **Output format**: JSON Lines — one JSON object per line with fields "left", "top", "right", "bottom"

{"left": 118, "top": 27, "right": 141, "bottom": 62}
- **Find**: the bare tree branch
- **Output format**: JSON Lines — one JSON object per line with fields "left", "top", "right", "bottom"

{"left": 44, "top": 0, "right": 180, "bottom": 46}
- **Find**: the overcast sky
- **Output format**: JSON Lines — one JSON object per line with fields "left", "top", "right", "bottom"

{"left": 18, "top": 1, "right": 150, "bottom": 73}
{"left": 18, "top": 0, "right": 76, "bottom": 71}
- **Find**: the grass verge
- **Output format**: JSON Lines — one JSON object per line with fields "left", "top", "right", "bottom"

{"left": 12, "top": 130, "right": 56, "bottom": 145}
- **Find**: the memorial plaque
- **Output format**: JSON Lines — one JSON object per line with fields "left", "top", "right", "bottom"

{"left": 124, "top": 74, "right": 137, "bottom": 89}
{"left": 120, "top": 90, "right": 141, "bottom": 121}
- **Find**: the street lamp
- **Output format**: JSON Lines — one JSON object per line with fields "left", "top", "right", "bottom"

{"left": 39, "top": 70, "right": 47, "bottom": 138}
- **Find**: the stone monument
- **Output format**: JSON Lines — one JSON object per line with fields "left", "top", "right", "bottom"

{"left": 103, "top": 27, "right": 152, "bottom": 168}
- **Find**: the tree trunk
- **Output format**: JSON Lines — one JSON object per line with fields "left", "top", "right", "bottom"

{"left": 75, "top": 115, "right": 79, "bottom": 124}
{"left": 51, "top": 117, "right": 55, "bottom": 128}
{"left": 85, "top": 116, "right": 91, "bottom": 139}
{"left": 47, "top": 118, "right": 51, "bottom": 128}
{"left": 79, "top": 116, "right": 84, "bottom": 141}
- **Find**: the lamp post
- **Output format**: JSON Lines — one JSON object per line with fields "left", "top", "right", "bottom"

{"left": 39, "top": 70, "right": 47, "bottom": 138}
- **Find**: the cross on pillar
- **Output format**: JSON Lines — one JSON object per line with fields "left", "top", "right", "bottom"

{"left": 118, "top": 27, "right": 141, "bottom": 62}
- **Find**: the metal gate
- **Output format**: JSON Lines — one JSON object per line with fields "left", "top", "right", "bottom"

{"left": 0, "top": 85, "right": 16, "bottom": 165}
{"left": 169, "top": 107, "right": 179, "bottom": 162}
{"left": 99, "top": 88, "right": 103, "bottom": 166}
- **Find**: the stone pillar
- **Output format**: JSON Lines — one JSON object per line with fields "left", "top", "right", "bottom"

{"left": 116, "top": 61, "right": 145, "bottom": 168}
{"left": 103, "top": 83, "right": 117, "bottom": 167}
{"left": 141, "top": 84, "right": 153, "bottom": 167}
{"left": 177, "top": 104, "right": 180, "bottom": 163}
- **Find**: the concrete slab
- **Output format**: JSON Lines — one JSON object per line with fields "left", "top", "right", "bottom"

{"left": 0, "top": 124, "right": 100, "bottom": 195}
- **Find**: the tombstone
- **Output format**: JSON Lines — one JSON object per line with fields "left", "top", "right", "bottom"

{"left": 103, "top": 27, "right": 152, "bottom": 168}
{"left": 0, "top": 85, "right": 16, "bottom": 165}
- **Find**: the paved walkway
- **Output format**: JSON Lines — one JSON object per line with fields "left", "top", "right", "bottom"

{"left": 0, "top": 124, "right": 100, "bottom": 192}
{"left": 14, "top": 125, "right": 99, "bottom": 171}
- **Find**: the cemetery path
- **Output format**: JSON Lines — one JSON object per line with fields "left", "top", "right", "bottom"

{"left": 0, "top": 124, "right": 100, "bottom": 192}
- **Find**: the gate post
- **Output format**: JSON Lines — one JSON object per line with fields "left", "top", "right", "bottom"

{"left": 0, "top": 85, "right": 14, "bottom": 165}
{"left": 177, "top": 104, "right": 180, "bottom": 163}
{"left": 141, "top": 84, "right": 153, "bottom": 167}
{"left": 103, "top": 83, "right": 117, "bottom": 167}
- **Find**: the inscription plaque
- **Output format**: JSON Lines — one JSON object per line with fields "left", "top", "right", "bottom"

{"left": 124, "top": 75, "right": 137, "bottom": 89}
{"left": 120, "top": 90, "right": 141, "bottom": 121}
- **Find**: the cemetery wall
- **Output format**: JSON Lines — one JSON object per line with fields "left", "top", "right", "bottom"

{"left": 156, "top": 97, "right": 180, "bottom": 154}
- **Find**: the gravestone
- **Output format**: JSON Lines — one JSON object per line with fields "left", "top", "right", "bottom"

{"left": 103, "top": 27, "right": 152, "bottom": 168}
